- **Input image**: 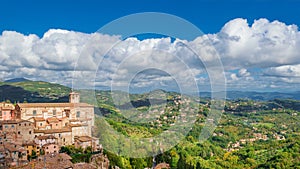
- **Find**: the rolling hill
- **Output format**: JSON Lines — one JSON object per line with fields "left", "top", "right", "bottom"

{"left": 0, "top": 80, "right": 71, "bottom": 103}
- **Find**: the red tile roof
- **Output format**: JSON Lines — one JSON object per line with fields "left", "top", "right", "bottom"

{"left": 36, "top": 135, "right": 57, "bottom": 140}
{"left": 17, "top": 102, "right": 93, "bottom": 108}
{"left": 34, "top": 127, "right": 71, "bottom": 134}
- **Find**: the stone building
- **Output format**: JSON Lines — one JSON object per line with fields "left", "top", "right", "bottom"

{"left": 0, "top": 102, "right": 15, "bottom": 120}
{"left": 15, "top": 92, "right": 94, "bottom": 127}
{"left": 14, "top": 92, "right": 94, "bottom": 145}
{"left": 3, "top": 141, "right": 28, "bottom": 167}
{"left": 0, "top": 119, "right": 34, "bottom": 144}
{"left": 16, "top": 120, "right": 35, "bottom": 143}
{"left": 34, "top": 128, "right": 73, "bottom": 146}
{"left": 74, "top": 136, "right": 101, "bottom": 152}
{"left": 22, "top": 141, "right": 36, "bottom": 156}
{"left": 34, "top": 135, "right": 57, "bottom": 147}
{"left": 42, "top": 143, "right": 60, "bottom": 155}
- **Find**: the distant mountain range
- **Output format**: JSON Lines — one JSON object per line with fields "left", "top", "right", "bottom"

{"left": 200, "top": 91, "right": 300, "bottom": 101}
{"left": 0, "top": 78, "right": 300, "bottom": 103}
{"left": 4, "top": 77, "right": 30, "bottom": 83}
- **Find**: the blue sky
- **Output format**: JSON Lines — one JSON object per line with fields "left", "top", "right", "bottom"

{"left": 1, "top": 0, "right": 299, "bottom": 36}
{"left": 1, "top": 0, "right": 300, "bottom": 92}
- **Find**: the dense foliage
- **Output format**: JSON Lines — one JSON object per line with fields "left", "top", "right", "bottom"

{"left": 94, "top": 96, "right": 300, "bottom": 169}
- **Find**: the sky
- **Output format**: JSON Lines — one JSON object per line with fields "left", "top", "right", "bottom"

{"left": 1, "top": 0, "right": 300, "bottom": 92}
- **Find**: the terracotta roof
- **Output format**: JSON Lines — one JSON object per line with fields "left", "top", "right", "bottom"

{"left": 42, "top": 143, "right": 59, "bottom": 148}
{"left": 47, "top": 117, "right": 60, "bottom": 123}
{"left": 22, "top": 141, "right": 37, "bottom": 146}
{"left": 57, "top": 153, "right": 72, "bottom": 160}
{"left": 17, "top": 102, "right": 93, "bottom": 108}
{"left": 75, "top": 136, "right": 93, "bottom": 142}
{"left": 36, "top": 135, "right": 57, "bottom": 140}
{"left": 16, "top": 119, "right": 33, "bottom": 123}
{"left": 34, "top": 128, "right": 71, "bottom": 134}
{"left": 0, "top": 119, "right": 33, "bottom": 124}
{"left": 74, "top": 163, "right": 96, "bottom": 169}
{"left": 33, "top": 117, "right": 45, "bottom": 122}
{"left": 0, "top": 120, "right": 18, "bottom": 124}
{"left": 19, "top": 153, "right": 73, "bottom": 169}
{"left": 69, "top": 123, "right": 83, "bottom": 127}
{"left": 3, "top": 142, "right": 23, "bottom": 152}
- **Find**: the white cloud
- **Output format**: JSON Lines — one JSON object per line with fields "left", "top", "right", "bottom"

{"left": 0, "top": 18, "right": 300, "bottom": 92}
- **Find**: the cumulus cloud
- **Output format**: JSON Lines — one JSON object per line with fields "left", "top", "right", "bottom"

{"left": 0, "top": 18, "right": 300, "bottom": 92}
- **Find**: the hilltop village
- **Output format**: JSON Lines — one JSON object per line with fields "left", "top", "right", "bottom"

{"left": 0, "top": 92, "right": 106, "bottom": 168}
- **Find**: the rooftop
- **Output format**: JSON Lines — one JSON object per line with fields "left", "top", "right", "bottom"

{"left": 47, "top": 117, "right": 60, "bottom": 123}
{"left": 19, "top": 153, "right": 73, "bottom": 169}
{"left": 17, "top": 102, "right": 93, "bottom": 108}
{"left": 34, "top": 127, "right": 71, "bottom": 134}
{"left": 36, "top": 135, "right": 57, "bottom": 140}
{"left": 75, "top": 136, "right": 93, "bottom": 142}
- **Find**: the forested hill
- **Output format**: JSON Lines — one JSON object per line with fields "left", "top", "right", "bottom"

{"left": 0, "top": 80, "right": 71, "bottom": 103}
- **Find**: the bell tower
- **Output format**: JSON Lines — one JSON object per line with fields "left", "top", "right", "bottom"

{"left": 69, "top": 92, "right": 80, "bottom": 103}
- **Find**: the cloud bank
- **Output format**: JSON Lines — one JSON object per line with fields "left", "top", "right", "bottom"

{"left": 0, "top": 18, "right": 299, "bottom": 92}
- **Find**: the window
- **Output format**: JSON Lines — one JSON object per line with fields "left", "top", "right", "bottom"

{"left": 4, "top": 112, "right": 6, "bottom": 115}
{"left": 40, "top": 123, "right": 43, "bottom": 126}
{"left": 29, "top": 131, "right": 32, "bottom": 134}
{"left": 54, "top": 146, "right": 56, "bottom": 148}
{"left": 33, "top": 110, "right": 37, "bottom": 116}
{"left": 19, "top": 124, "right": 21, "bottom": 126}
{"left": 25, "top": 123, "right": 26, "bottom": 126}
{"left": 76, "top": 111, "right": 80, "bottom": 118}
{"left": 18, "top": 131, "right": 20, "bottom": 134}
{"left": 59, "top": 134, "right": 61, "bottom": 138}
{"left": 53, "top": 110, "right": 56, "bottom": 116}
{"left": 11, "top": 125, "right": 14, "bottom": 128}
{"left": 5, "top": 125, "right": 8, "bottom": 129}
{"left": 56, "top": 124, "right": 58, "bottom": 126}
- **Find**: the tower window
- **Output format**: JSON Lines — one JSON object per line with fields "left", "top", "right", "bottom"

{"left": 76, "top": 111, "right": 80, "bottom": 118}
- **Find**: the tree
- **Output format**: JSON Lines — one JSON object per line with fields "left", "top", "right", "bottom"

{"left": 196, "top": 162, "right": 202, "bottom": 169}
{"left": 40, "top": 149, "right": 45, "bottom": 155}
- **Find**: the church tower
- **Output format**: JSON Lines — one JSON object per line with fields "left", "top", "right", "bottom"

{"left": 69, "top": 92, "right": 80, "bottom": 103}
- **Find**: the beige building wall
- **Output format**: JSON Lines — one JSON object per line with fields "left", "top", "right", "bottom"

{"left": 17, "top": 120, "right": 34, "bottom": 143}
{"left": 46, "top": 132, "right": 72, "bottom": 146}
{"left": 71, "top": 125, "right": 90, "bottom": 143}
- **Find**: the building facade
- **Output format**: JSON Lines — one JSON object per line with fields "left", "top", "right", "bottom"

{"left": 14, "top": 92, "right": 94, "bottom": 145}
{"left": 0, "top": 102, "right": 15, "bottom": 121}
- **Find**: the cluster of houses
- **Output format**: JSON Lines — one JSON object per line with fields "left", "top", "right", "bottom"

{"left": 0, "top": 92, "right": 101, "bottom": 168}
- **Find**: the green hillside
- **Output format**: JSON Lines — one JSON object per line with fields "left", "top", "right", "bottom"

{"left": 0, "top": 80, "right": 71, "bottom": 103}
{"left": 1, "top": 80, "right": 299, "bottom": 168}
